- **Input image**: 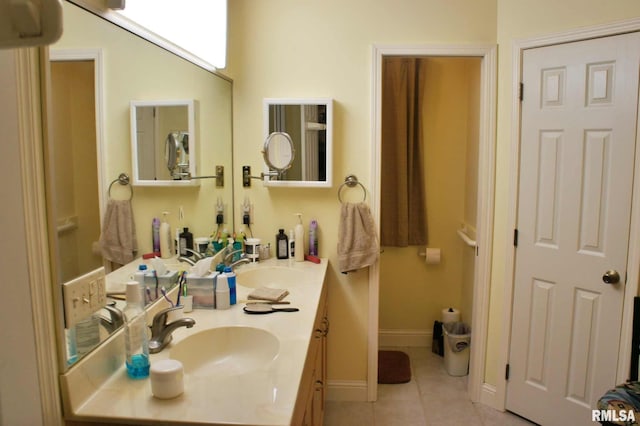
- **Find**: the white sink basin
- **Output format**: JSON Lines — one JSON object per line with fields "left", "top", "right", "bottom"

{"left": 170, "top": 326, "right": 279, "bottom": 376}
{"left": 235, "top": 266, "right": 310, "bottom": 288}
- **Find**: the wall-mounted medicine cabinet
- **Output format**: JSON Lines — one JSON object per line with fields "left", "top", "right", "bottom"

{"left": 263, "top": 98, "right": 333, "bottom": 187}
{"left": 130, "top": 99, "right": 198, "bottom": 186}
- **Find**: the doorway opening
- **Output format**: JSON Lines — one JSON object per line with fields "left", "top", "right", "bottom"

{"left": 370, "top": 45, "right": 497, "bottom": 402}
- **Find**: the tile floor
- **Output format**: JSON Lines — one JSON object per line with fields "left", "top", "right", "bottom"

{"left": 324, "top": 347, "right": 536, "bottom": 426}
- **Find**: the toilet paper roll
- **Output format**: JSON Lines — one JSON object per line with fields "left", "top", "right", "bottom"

{"left": 425, "top": 248, "right": 441, "bottom": 264}
{"left": 442, "top": 308, "right": 460, "bottom": 324}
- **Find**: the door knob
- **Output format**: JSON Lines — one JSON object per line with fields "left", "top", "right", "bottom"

{"left": 602, "top": 270, "right": 621, "bottom": 284}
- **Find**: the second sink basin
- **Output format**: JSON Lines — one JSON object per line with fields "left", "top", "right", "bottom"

{"left": 170, "top": 326, "right": 279, "bottom": 376}
{"left": 235, "top": 266, "right": 311, "bottom": 288}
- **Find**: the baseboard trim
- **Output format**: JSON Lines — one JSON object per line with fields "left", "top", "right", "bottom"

{"left": 480, "top": 383, "right": 501, "bottom": 410}
{"left": 379, "top": 329, "right": 432, "bottom": 347}
{"left": 326, "top": 380, "right": 369, "bottom": 401}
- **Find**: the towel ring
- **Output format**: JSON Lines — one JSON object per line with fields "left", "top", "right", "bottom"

{"left": 338, "top": 174, "right": 367, "bottom": 203}
{"left": 108, "top": 173, "right": 133, "bottom": 200}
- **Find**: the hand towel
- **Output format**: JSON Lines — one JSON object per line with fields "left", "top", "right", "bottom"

{"left": 99, "top": 199, "right": 138, "bottom": 267}
{"left": 248, "top": 287, "right": 289, "bottom": 302}
{"left": 338, "top": 202, "right": 380, "bottom": 273}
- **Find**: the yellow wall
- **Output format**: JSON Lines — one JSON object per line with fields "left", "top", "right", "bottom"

{"left": 53, "top": 3, "right": 234, "bottom": 258}
{"left": 379, "top": 57, "right": 480, "bottom": 333}
{"left": 226, "top": 0, "right": 497, "bottom": 383}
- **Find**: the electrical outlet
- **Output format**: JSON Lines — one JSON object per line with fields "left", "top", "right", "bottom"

{"left": 62, "top": 267, "right": 107, "bottom": 329}
{"left": 241, "top": 197, "right": 254, "bottom": 225}
{"left": 240, "top": 204, "right": 253, "bottom": 225}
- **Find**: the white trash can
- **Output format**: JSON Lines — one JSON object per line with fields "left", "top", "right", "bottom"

{"left": 443, "top": 322, "right": 471, "bottom": 376}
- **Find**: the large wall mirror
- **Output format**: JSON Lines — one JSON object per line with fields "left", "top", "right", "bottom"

{"left": 47, "top": 2, "right": 234, "bottom": 372}
{"left": 263, "top": 98, "right": 333, "bottom": 187}
{"left": 131, "top": 99, "right": 198, "bottom": 185}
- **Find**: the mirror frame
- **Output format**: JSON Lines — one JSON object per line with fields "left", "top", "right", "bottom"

{"left": 130, "top": 99, "right": 199, "bottom": 186}
{"left": 263, "top": 98, "right": 333, "bottom": 188}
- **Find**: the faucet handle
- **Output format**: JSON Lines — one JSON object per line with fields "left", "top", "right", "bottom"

{"left": 152, "top": 305, "right": 183, "bottom": 327}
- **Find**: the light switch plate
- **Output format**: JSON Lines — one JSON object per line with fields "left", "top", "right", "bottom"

{"left": 62, "top": 267, "right": 107, "bottom": 329}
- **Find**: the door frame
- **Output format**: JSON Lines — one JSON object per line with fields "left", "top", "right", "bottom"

{"left": 499, "top": 18, "right": 640, "bottom": 411}
{"left": 49, "top": 48, "right": 106, "bottom": 226}
{"left": 369, "top": 44, "right": 497, "bottom": 402}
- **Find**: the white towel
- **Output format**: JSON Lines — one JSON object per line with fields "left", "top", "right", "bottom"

{"left": 99, "top": 199, "right": 137, "bottom": 267}
{"left": 338, "top": 202, "right": 380, "bottom": 273}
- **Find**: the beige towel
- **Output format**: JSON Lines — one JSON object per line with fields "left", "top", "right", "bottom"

{"left": 338, "top": 202, "right": 380, "bottom": 273}
{"left": 99, "top": 199, "right": 138, "bottom": 267}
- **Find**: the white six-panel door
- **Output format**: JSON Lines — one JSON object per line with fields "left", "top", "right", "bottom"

{"left": 507, "top": 32, "right": 640, "bottom": 425}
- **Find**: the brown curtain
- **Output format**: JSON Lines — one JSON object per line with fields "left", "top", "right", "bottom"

{"left": 380, "top": 57, "right": 428, "bottom": 247}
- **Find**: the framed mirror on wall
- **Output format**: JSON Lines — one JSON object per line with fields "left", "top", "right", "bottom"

{"left": 47, "top": 2, "right": 234, "bottom": 372}
{"left": 263, "top": 98, "right": 333, "bottom": 187}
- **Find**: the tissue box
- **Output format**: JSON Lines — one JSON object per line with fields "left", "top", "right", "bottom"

{"left": 144, "top": 270, "right": 180, "bottom": 287}
{"left": 186, "top": 272, "right": 219, "bottom": 308}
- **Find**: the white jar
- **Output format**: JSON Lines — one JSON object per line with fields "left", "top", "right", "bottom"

{"left": 150, "top": 359, "right": 184, "bottom": 399}
{"left": 245, "top": 238, "right": 261, "bottom": 262}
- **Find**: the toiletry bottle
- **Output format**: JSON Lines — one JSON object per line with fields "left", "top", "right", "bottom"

{"left": 294, "top": 213, "right": 304, "bottom": 262}
{"left": 123, "top": 281, "right": 150, "bottom": 379}
{"left": 289, "top": 229, "right": 295, "bottom": 259}
{"left": 133, "top": 264, "right": 148, "bottom": 306}
{"left": 152, "top": 218, "right": 160, "bottom": 253}
{"left": 179, "top": 227, "right": 194, "bottom": 256}
{"left": 159, "top": 212, "right": 172, "bottom": 259}
{"left": 216, "top": 273, "right": 230, "bottom": 310}
{"left": 309, "top": 219, "right": 318, "bottom": 256}
{"left": 223, "top": 266, "right": 236, "bottom": 305}
{"left": 276, "top": 229, "right": 289, "bottom": 259}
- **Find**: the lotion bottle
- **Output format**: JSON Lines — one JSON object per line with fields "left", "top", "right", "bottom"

{"left": 160, "top": 212, "right": 172, "bottom": 259}
{"left": 294, "top": 213, "right": 304, "bottom": 262}
{"left": 216, "top": 273, "right": 230, "bottom": 310}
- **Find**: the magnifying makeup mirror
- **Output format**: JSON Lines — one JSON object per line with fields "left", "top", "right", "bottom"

{"left": 262, "top": 131, "right": 295, "bottom": 175}
{"left": 165, "top": 131, "right": 189, "bottom": 179}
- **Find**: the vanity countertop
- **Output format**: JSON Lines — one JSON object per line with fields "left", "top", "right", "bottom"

{"left": 61, "top": 257, "right": 328, "bottom": 426}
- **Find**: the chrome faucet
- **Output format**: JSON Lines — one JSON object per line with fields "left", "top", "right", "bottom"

{"left": 100, "top": 304, "right": 124, "bottom": 333}
{"left": 149, "top": 306, "right": 195, "bottom": 353}
{"left": 223, "top": 248, "right": 251, "bottom": 268}
{"left": 178, "top": 248, "right": 204, "bottom": 266}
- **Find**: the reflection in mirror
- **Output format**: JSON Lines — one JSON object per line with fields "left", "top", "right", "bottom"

{"left": 131, "top": 100, "right": 197, "bottom": 185}
{"left": 263, "top": 131, "right": 295, "bottom": 173}
{"left": 48, "top": 2, "right": 234, "bottom": 372}
{"left": 263, "top": 98, "right": 333, "bottom": 187}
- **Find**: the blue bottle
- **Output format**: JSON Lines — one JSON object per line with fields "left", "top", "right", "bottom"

{"left": 223, "top": 266, "right": 237, "bottom": 305}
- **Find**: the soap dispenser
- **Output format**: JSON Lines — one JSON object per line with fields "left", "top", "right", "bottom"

{"left": 294, "top": 213, "right": 304, "bottom": 262}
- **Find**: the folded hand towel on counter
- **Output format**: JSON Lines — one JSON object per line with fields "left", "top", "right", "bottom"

{"left": 338, "top": 202, "right": 380, "bottom": 274}
{"left": 99, "top": 199, "right": 138, "bottom": 267}
{"left": 248, "top": 287, "right": 289, "bottom": 302}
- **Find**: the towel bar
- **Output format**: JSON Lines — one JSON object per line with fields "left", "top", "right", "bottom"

{"left": 456, "top": 228, "right": 477, "bottom": 248}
